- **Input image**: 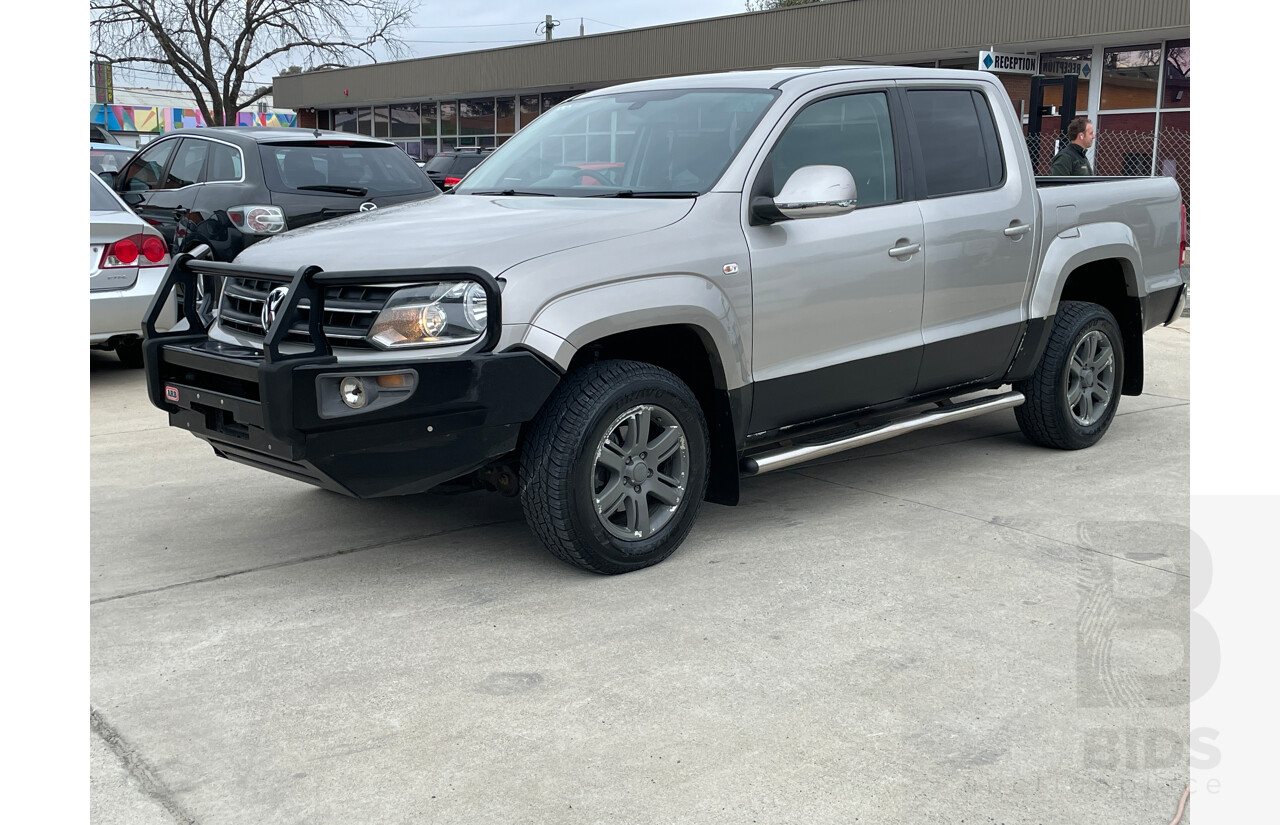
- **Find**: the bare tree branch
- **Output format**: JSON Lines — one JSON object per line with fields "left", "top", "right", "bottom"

{"left": 91, "top": 0, "right": 416, "bottom": 125}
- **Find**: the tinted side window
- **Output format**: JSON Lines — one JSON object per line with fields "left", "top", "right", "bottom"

{"left": 906, "top": 89, "right": 1004, "bottom": 197}
{"left": 164, "top": 139, "right": 210, "bottom": 189}
{"left": 207, "top": 142, "right": 243, "bottom": 182}
{"left": 767, "top": 92, "right": 898, "bottom": 207}
{"left": 118, "top": 140, "right": 176, "bottom": 192}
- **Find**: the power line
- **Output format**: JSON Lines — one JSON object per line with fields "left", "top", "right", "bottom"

{"left": 347, "top": 21, "right": 543, "bottom": 30}
{"left": 582, "top": 17, "right": 628, "bottom": 30}
{"left": 401, "top": 38, "right": 540, "bottom": 44}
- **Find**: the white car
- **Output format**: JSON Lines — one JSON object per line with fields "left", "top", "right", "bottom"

{"left": 90, "top": 171, "right": 174, "bottom": 366}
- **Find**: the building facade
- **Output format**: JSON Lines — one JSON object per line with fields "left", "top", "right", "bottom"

{"left": 90, "top": 87, "right": 297, "bottom": 148}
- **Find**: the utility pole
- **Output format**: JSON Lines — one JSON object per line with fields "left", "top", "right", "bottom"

{"left": 544, "top": 14, "right": 557, "bottom": 41}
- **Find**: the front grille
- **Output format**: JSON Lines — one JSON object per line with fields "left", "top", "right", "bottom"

{"left": 218, "top": 277, "right": 393, "bottom": 349}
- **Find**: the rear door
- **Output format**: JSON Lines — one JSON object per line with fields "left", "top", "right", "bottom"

{"left": 900, "top": 83, "right": 1039, "bottom": 393}
{"left": 743, "top": 85, "right": 926, "bottom": 432}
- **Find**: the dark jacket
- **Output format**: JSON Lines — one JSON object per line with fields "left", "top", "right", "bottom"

{"left": 1050, "top": 141, "right": 1093, "bottom": 176}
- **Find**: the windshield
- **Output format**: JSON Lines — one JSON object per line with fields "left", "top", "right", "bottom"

{"left": 455, "top": 88, "right": 778, "bottom": 197}
{"left": 259, "top": 142, "right": 436, "bottom": 197}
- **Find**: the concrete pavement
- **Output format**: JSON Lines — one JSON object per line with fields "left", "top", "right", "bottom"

{"left": 91, "top": 318, "right": 1191, "bottom": 824}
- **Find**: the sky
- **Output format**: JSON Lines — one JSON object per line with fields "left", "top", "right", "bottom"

{"left": 375, "top": 1, "right": 752, "bottom": 58}
{"left": 104, "top": 1, "right": 757, "bottom": 93}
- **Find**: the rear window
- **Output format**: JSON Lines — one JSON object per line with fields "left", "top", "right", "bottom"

{"left": 259, "top": 142, "right": 434, "bottom": 196}
{"left": 90, "top": 174, "right": 125, "bottom": 212}
{"left": 423, "top": 154, "right": 458, "bottom": 174}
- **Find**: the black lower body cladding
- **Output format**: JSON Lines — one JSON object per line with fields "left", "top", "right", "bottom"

{"left": 145, "top": 338, "right": 562, "bottom": 497}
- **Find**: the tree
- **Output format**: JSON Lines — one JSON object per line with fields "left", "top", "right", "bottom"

{"left": 745, "top": 0, "right": 824, "bottom": 10}
{"left": 90, "top": 0, "right": 418, "bottom": 126}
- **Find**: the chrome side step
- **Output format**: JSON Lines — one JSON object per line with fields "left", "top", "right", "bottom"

{"left": 740, "top": 391, "right": 1026, "bottom": 476}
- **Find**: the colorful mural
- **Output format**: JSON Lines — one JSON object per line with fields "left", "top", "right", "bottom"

{"left": 91, "top": 104, "right": 296, "bottom": 134}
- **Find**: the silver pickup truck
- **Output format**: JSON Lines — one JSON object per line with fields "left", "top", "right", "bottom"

{"left": 142, "top": 66, "right": 1187, "bottom": 574}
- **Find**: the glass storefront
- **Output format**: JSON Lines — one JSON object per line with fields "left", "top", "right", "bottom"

{"left": 1101, "top": 44, "right": 1161, "bottom": 110}
{"left": 320, "top": 91, "right": 585, "bottom": 157}
{"left": 1163, "top": 39, "right": 1190, "bottom": 108}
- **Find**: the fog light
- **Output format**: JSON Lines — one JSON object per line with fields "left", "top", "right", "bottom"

{"left": 340, "top": 376, "right": 368, "bottom": 409}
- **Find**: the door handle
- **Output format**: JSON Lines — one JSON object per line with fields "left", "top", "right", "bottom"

{"left": 888, "top": 242, "right": 921, "bottom": 259}
{"left": 1003, "top": 223, "right": 1032, "bottom": 237}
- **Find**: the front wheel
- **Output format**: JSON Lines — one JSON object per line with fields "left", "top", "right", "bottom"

{"left": 1015, "top": 300, "right": 1124, "bottom": 450}
{"left": 519, "top": 360, "right": 710, "bottom": 574}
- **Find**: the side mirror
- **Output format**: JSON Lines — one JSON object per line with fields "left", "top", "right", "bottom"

{"left": 97, "top": 170, "right": 118, "bottom": 187}
{"left": 751, "top": 165, "right": 857, "bottom": 224}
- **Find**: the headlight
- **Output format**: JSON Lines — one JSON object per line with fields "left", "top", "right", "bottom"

{"left": 368, "top": 281, "right": 489, "bottom": 349}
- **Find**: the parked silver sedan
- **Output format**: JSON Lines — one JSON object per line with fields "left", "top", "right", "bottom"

{"left": 90, "top": 171, "right": 174, "bottom": 366}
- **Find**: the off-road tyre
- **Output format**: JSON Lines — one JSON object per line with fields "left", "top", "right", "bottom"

{"left": 1015, "top": 300, "right": 1124, "bottom": 450}
{"left": 520, "top": 360, "right": 710, "bottom": 574}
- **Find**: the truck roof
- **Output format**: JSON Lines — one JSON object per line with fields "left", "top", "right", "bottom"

{"left": 579, "top": 65, "right": 997, "bottom": 97}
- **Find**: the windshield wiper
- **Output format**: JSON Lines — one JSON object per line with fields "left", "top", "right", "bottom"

{"left": 296, "top": 184, "right": 368, "bottom": 196}
{"left": 585, "top": 190, "right": 699, "bottom": 198}
{"left": 468, "top": 189, "right": 556, "bottom": 196}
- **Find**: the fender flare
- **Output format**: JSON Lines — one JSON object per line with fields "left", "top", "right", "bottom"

{"left": 525, "top": 274, "right": 749, "bottom": 391}
{"left": 1029, "top": 222, "right": 1142, "bottom": 320}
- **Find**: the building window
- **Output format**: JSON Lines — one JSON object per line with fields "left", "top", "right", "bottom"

{"left": 1101, "top": 45, "right": 1161, "bottom": 110}
{"left": 439, "top": 102, "right": 457, "bottom": 137}
{"left": 460, "top": 98, "right": 495, "bottom": 136}
{"left": 541, "top": 90, "right": 578, "bottom": 112}
{"left": 316, "top": 110, "right": 332, "bottom": 130}
{"left": 372, "top": 106, "right": 390, "bottom": 138}
{"left": 496, "top": 97, "right": 516, "bottom": 135}
{"left": 421, "top": 102, "right": 437, "bottom": 138}
{"left": 332, "top": 108, "right": 358, "bottom": 133}
{"left": 357, "top": 108, "right": 373, "bottom": 136}
{"left": 520, "top": 95, "right": 541, "bottom": 127}
{"left": 394, "top": 139, "right": 422, "bottom": 161}
{"left": 390, "top": 103, "right": 419, "bottom": 138}
{"left": 1038, "top": 49, "right": 1093, "bottom": 113}
{"left": 1163, "top": 39, "right": 1190, "bottom": 109}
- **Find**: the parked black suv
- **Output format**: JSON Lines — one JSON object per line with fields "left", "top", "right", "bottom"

{"left": 422, "top": 147, "right": 493, "bottom": 191}
{"left": 113, "top": 127, "right": 439, "bottom": 261}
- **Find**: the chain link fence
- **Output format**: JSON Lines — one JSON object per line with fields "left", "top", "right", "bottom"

{"left": 1029, "top": 129, "right": 1191, "bottom": 244}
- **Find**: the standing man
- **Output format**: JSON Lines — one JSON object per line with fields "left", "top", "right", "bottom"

{"left": 1050, "top": 116, "right": 1095, "bottom": 175}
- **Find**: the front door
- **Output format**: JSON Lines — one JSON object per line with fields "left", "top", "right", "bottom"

{"left": 743, "top": 88, "right": 926, "bottom": 433}
{"left": 117, "top": 137, "right": 208, "bottom": 251}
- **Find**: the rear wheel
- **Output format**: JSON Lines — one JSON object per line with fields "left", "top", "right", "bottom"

{"left": 519, "top": 360, "right": 710, "bottom": 574}
{"left": 1015, "top": 300, "right": 1124, "bottom": 449}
